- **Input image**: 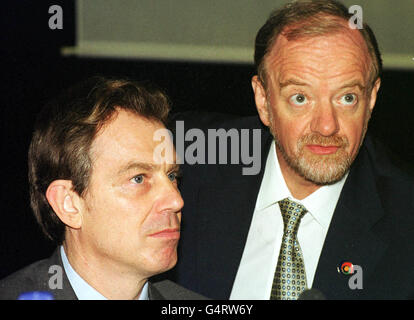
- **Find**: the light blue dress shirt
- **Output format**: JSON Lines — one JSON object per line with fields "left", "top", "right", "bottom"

{"left": 60, "top": 246, "right": 149, "bottom": 300}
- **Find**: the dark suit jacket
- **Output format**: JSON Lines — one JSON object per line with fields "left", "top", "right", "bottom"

{"left": 0, "top": 248, "right": 206, "bottom": 300}
{"left": 167, "top": 112, "right": 414, "bottom": 300}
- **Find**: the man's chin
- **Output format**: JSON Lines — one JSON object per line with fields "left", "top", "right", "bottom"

{"left": 295, "top": 153, "right": 351, "bottom": 185}
{"left": 155, "top": 248, "right": 179, "bottom": 272}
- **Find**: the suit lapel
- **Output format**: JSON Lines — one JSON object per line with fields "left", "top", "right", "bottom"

{"left": 313, "top": 143, "right": 388, "bottom": 299}
{"left": 148, "top": 280, "right": 207, "bottom": 300}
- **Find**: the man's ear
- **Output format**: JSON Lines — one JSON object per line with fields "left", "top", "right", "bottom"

{"left": 46, "top": 180, "right": 83, "bottom": 229}
{"left": 252, "top": 75, "right": 270, "bottom": 127}
{"left": 368, "top": 78, "right": 381, "bottom": 113}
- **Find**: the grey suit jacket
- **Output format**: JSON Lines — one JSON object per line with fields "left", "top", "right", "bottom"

{"left": 0, "top": 249, "right": 206, "bottom": 300}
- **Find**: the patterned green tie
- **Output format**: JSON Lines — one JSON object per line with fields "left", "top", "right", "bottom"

{"left": 270, "top": 198, "right": 308, "bottom": 300}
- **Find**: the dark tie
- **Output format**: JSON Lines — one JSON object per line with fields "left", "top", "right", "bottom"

{"left": 270, "top": 198, "right": 308, "bottom": 300}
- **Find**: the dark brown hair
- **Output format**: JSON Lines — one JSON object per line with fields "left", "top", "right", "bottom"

{"left": 254, "top": 0, "right": 382, "bottom": 88}
{"left": 28, "top": 76, "right": 171, "bottom": 244}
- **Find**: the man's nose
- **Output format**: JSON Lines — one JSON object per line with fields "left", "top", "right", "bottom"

{"left": 155, "top": 179, "right": 184, "bottom": 214}
{"left": 310, "top": 99, "right": 339, "bottom": 137}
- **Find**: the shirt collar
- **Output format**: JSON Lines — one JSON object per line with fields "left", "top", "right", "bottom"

{"left": 60, "top": 246, "right": 149, "bottom": 300}
{"left": 255, "top": 140, "right": 348, "bottom": 230}
{"left": 255, "top": 141, "right": 290, "bottom": 211}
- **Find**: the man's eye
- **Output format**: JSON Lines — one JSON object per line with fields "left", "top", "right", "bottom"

{"left": 290, "top": 93, "right": 308, "bottom": 106}
{"left": 131, "top": 175, "right": 144, "bottom": 184}
{"left": 340, "top": 93, "right": 357, "bottom": 105}
{"left": 167, "top": 172, "right": 178, "bottom": 182}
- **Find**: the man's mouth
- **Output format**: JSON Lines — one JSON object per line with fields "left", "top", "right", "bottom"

{"left": 306, "top": 144, "right": 340, "bottom": 155}
{"left": 149, "top": 228, "right": 180, "bottom": 239}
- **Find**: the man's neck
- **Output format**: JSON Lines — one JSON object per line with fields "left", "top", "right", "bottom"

{"left": 63, "top": 239, "right": 147, "bottom": 300}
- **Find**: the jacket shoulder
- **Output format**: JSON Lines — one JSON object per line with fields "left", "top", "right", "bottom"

{"left": 365, "top": 135, "right": 414, "bottom": 181}
{"left": 150, "top": 280, "right": 208, "bottom": 300}
{"left": 365, "top": 136, "right": 414, "bottom": 200}
{"left": 0, "top": 256, "right": 54, "bottom": 300}
{"left": 363, "top": 136, "right": 414, "bottom": 230}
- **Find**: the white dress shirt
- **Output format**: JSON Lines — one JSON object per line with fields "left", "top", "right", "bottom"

{"left": 60, "top": 246, "right": 149, "bottom": 300}
{"left": 230, "top": 141, "right": 348, "bottom": 299}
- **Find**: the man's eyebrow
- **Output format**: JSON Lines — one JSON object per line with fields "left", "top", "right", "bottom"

{"left": 117, "top": 161, "right": 180, "bottom": 175}
{"left": 279, "top": 79, "right": 309, "bottom": 89}
{"left": 167, "top": 163, "right": 181, "bottom": 172}
{"left": 338, "top": 81, "right": 366, "bottom": 91}
{"left": 279, "top": 79, "right": 366, "bottom": 91}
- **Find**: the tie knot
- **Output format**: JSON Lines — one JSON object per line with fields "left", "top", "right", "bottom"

{"left": 278, "top": 198, "right": 307, "bottom": 233}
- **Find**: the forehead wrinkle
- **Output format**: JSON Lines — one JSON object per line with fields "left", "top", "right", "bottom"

{"left": 266, "top": 32, "right": 371, "bottom": 89}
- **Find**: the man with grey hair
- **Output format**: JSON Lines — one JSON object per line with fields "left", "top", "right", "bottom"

{"left": 169, "top": 0, "right": 414, "bottom": 300}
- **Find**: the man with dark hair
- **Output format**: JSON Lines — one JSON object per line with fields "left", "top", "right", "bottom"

{"left": 170, "top": 0, "right": 414, "bottom": 299}
{"left": 0, "top": 77, "right": 205, "bottom": 300}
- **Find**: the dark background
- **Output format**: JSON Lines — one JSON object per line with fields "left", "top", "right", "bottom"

{"left": 1, "top": 1, "right": 413, "bottom": 280}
